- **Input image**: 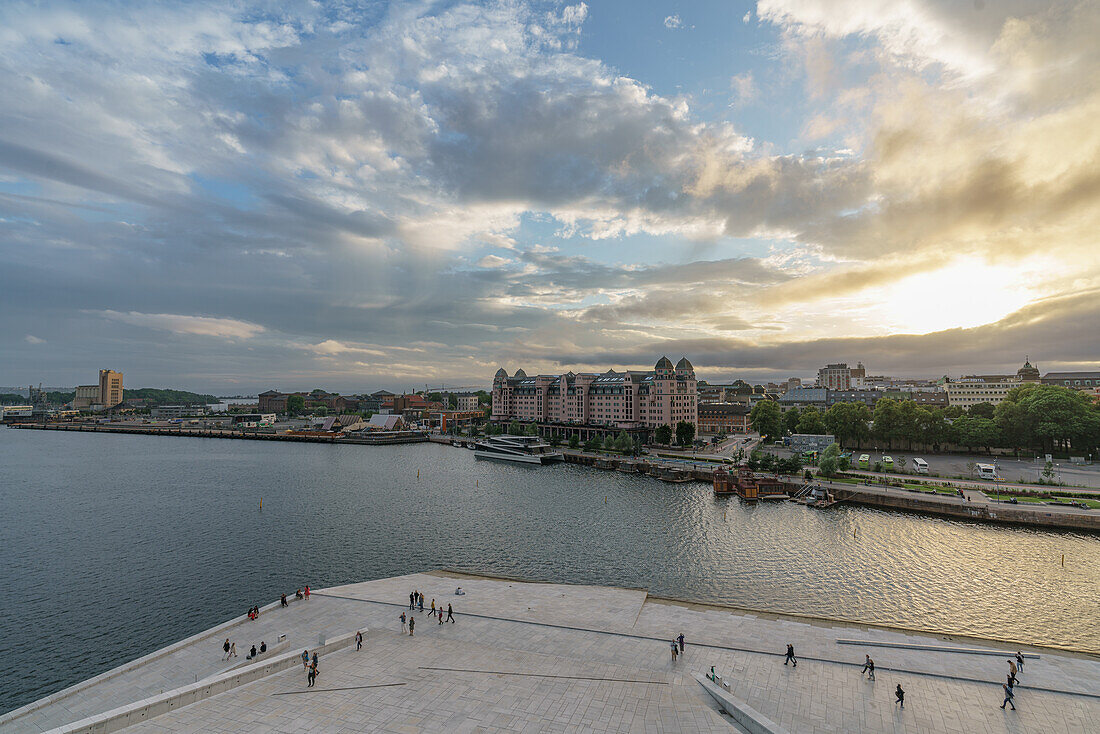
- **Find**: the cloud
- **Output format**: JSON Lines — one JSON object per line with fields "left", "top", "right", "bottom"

{"left": 477, "top": 254, "right": 512, "bottom": 268}
{"left": 94, "top": 311, "right": 265, "bottom": 339}
{"left": 24, "top": 334, "right": 44, "bottom": 344}
{"left": 664, "top": 15, "right": 683, "bottom": 30}
{"left": 729, "top": 72, "right": 756, "bottom": 105}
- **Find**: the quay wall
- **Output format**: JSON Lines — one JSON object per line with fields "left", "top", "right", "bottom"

{"left": 5, "top": 422, "right": 428, "bottom": 445}
{"left": 834, "top": 486, "right": 1100, "bottom": 532}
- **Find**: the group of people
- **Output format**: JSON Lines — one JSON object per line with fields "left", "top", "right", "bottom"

{"left": 301, "top": 650, "right": 320, "bottom": 687}
{"left": 403, "top": 590, "right": 456, "bottom": 636}
{"left": 1002, "top": 652, "right": 1026, "bottom": 711}
{"left": 223, "top": 636, "right": 267, "bottom": 661}
{"left": 669, "top": 633, "right": 686, "bottom": 661}
{"left": 246, "top": 605, "right": 260, "bottom": 620}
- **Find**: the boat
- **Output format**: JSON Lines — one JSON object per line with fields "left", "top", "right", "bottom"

{"left": 473, "top": 435, "right": 564, "bottom": 464}
{"left": 713, "top": 467, "right": 788, "bottom": 501}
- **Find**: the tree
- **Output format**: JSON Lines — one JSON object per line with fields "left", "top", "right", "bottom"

{"left": 968, "top": 401, "right": 996, "bottom": 419}
{"left": 655, "top": 424, "right": 672, "bottom": 445}
{"left": 427, "top": 392, "right": 443, "bottom": 404}
{"left": 675, "top": 421, "right": 696, "bottom": 447}
{"left": 584, "top": 437, "right": 603, "bottom": 452}
{"left": 818, "top": 442, "right": 842, "bottom": 477}
{"left": 782, "top": 407, "right": 801, "bottom": 436}
{"left": 286, "top": 394, "right": 305, "bottom": 415}
{"left": 313, "top": 406, "right": 328, "bottom": 417}
{"left": 549, "top": 433, "right": 561, "bottom": 447}
{"left": 604, "top": 435, "right": 616, "bottom": 451}
{"left": 837, "top": 454, "right": 851, "bottom": 472}
{"left": 508, "top": 420, "right": 522, "bottom": 435}
{"left": 746, "top": 451, "right": 762, "bottom": 471}
{"left": 615, "top": 430, "right": 633, "bottom": 452}
{"left": 749, "top": 400, "right": 781, "bottom": 440}
{"left": 568, "top": 434, "right": 580, "bottom": 449}
{"left": 525, "top": 423, "right": 539, "bottom": 437}
{"left": 796, "top": 407, "right": 827, "bottom": 435}
{"left": 872, "top": 398, "right": 902, "bottom": 449}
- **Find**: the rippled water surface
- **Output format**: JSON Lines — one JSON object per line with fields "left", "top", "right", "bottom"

{"left": 1, "top": 429, "right": 1098, "bottom": 712}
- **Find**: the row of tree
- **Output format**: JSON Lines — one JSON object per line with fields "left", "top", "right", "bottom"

{"left": 749, "top": 384, "right": 1100, "bottom": 455}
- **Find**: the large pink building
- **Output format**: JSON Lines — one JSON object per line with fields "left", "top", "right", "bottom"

{"left": 491, "top": 357, "right": 697, "bottom": 429}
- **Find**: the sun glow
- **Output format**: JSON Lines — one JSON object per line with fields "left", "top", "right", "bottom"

{"left": 874, "top": 259, "right": 1040, "bottom": 334}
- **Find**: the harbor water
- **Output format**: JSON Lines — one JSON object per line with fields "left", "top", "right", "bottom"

{"left": 1, "top": 429, "right": 1098, "bottom": 713}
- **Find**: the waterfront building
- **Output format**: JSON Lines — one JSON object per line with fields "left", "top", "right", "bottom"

{"left": 73, "top": 384, "right": 100, "bottom": 409}
{"left": 945, "top": 359, "right": 1040, "bottom": 408}
{"left": 789, "top": 433, "right": 836, "bottom": 454}
{"left": 1042, "top": 371, "right": 1100, "bottom": 389}
{"left": 99, "top": 369, "right": 123, "bottom": 408}
{"left": 491, "top": 357, "right": 697, "bottom": 435}
{"left": 697, "top": 402, "right": 751, "bottom": 435}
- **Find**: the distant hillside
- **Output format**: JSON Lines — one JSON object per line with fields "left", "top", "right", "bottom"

{"left": 0, "top": 393, "right": 27, "bottom": 405}
{"left": 125, "top": 388, "right": 220, "bottom": 404}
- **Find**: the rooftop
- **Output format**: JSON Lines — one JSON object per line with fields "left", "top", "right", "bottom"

{"left": 4, "top": 572, "right": 1097, "bottom": 733}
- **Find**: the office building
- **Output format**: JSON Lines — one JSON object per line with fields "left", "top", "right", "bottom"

{"left": 98, "top": 370, "right": 124, "bottom": 408}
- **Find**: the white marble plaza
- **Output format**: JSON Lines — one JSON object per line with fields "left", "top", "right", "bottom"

{"left": 3, "top": 570, "right": 1098, "bottom": 733}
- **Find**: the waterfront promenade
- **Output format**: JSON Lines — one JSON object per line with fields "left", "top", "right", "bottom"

{"left": 4, "top": 571, "right": 1097, "bottom": 733}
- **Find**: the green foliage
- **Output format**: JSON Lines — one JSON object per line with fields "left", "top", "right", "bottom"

{"left": 549, "top": 433, "right": 561, "bottom": 447}
{"left": 525, "top": 423, "right": 539, "bottom": 437}
{"left": 968, "top": 401, "right": 996, "bottom": 419}
{"left": 654, "top": 424, "right": 672, "bottom": 445}
{"left": 825, "top": 402, "right": 871, "bottom": 447}
{"left": 46, "top": 391, "right": 77, "bottom": 404}
{"left": 746, "top": 451, "right": 761, "bottom": 471}
{"left": 614, "top": 430, "right": 633, "bottom": 452}
{"left": 782, "top": 407, "right": 801, "bottom": 436}
{"left": 312, "top": 406, "right": 328, "bottom": 417}
{"left": 795, "top": 406, "right": 827, "bottom": 435}
{"left": 286, "top": 394, "right": 305, "bottom": 415}
{"left": 124, "top": 388, "right": 221, "bottom": 405}
{"left": 0, "top": 393, "right": 26, "bottom": 404}
{"left": 749, "top": 400, "right": 781, "bottom": 439}
{"left": 837, "top": 455, "right": 851, "bottom": 472}
{"left": 675, "top": 421, "right": 695, "bottom": 447}
{"left": 508, "top": 420, "right": 523, "bottom": 435}
{"left": 568, "top": 434, "right": 581, "bottom": 449}
{"left": 818, "top": 442, "right": 841, "bottom": 477}
{"left": 584, "top": 437, "right": 603, "bottom": 452}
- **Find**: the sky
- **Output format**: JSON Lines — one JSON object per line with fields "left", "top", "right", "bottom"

{"left": 1, "top": 0, "right": 1098, "bottom": 394}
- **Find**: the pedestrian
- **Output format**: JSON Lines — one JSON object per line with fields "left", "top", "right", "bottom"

{"left": 312, "top": 651, "right": 318, "bottom": 669}
{"left": 1007, "top": 669, "right": 1017, "bottom": 687}
{"left": 784, "top": 644, "right": 797, "bottom": 667}
{"left": 447, "top": 604, "right": 455, "bottom": 623}
{"left": 400, "top": 612, "right": 407, "bottom": 632}
{"left": 861, "top": 654, "right": 872, "bottom": 677}
{"left": 418, "top": 595, "right": 424, "bottom": 612}
{"left": 304, "top": 585, "right": 310, "bottom": 600}
{"left": 301, "top": 650, "right": 309, "bottom": 670}
{"left": 281, "top": 593, "right": 288, "bottom": 607}
{"left": 260, "top": 641, "right": 266, "bottom": 654}
{"left": 430, "top": 599, "right": 436, "bottom": 618}
{"left": 223, "top": 638, "right": 231, "bottom": 660}
{"left": 1015, "top": 651, "right": 1025, "bottom": 673}
{"left": 229, "top": 642, "right": 237, "bottom": 659}
{"left": 895, "top": 684, "right": 904, "bottom": 708}
{"left": 438, "top": 608, "right": 444, "bottom": 625}
{"left": 307, "top": 662, "right": 317, "bottom": 688}
{"left": 355, "top": 631, "right": 363, "bottom": 651}
{"left": 677, "top": 633, "right": 685, "bottom": 653}
{"left": 409, "top": 615, "right": 415, "bottom": 637}
{"left": 867, "top": 658, "right": 875, "bottom": 681}
{"left": 671, "top": 640, "right": 678, "bottom": 661}
{"left": 1007, "top": 659, "right": 1017, "bottom": 683}
{"left": 409, "top": 591, "right": 415, "bottom": 610}
{"left": 1001, "top": 682, "right": 1016, "bottom": 710}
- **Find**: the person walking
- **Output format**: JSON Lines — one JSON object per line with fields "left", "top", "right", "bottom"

{"left": 301, "top": 650, "right": 310, "bottom": 670}
{"left": 223, "top": 639, "right": 231, "bottom": 660}
{"left": 418, "top": 594, "right": 424, "bottom": 612}
{"left": 409, "top": 615, "right": 415, "bottom": 637}
{"left": 447, "top": 604, "right": 455, "bottom": 623}
{"left": 438, "top": 607, "right": 445, "bottom": 625}
{"left": 867, "top": 658, "right": 876, "bottom": 681}
{"left": 677, "top": 633, "right": 685, "bottom": 654}
{"left": 895, "top": 684, "right": 905, "bottom": 708}
{"left": 307, "top": 662, "right": 317, "bottom": 688}
{"left": 228, "top": 642, "right": 237, "bottom": 659}
{"left": 400, "top": 612, "right": 407, "bottom": 633}
{"left": 409, "top": 591, "right": 415, "bottom": 610}
{"left": 670, "top": 640, "right": 678, "bottom": 661}
{"left": 281, "top": 593, "right": 288, "bottom": 608}
{"left": 312, "top": 652, "right": 318, "bottom": 669}
{"left": 1007, "top": 659, "right": 1018, "bottom": 686}
{"left": 430, "top": 599, "right": 436, "bottom": 618}
{"left": 784, "top": 644, "right": 797, "bottom": 667}
{"left": 1015, "top": 651, "right": 1025, "bottom": 672}
{"left": 355, "top": 631, "right": 363, "bottom": 651}
{"left": 861, "top": 654, "right": 872, "bottom": 677}
{"left": 1001, "top": 682, "right": 1016, "bottom": 710}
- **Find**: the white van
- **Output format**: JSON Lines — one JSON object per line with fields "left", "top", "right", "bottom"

{"left": 976, "top": 463, "right": 997, "bottom": 480}
{"left": 911, "top": 457, "right": 929, "bottom": 475}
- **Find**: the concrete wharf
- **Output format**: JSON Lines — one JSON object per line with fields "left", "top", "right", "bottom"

{"left": 2, "top": 571, "right": 1097, "bottom": 733}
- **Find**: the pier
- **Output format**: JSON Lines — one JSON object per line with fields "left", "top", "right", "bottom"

{"left": 2, "top": 571, "right": 1097, "bottom": 733}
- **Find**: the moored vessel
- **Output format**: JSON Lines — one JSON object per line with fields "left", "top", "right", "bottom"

{"left": 473, "top": 435, "right": 564, "bottom": 464}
